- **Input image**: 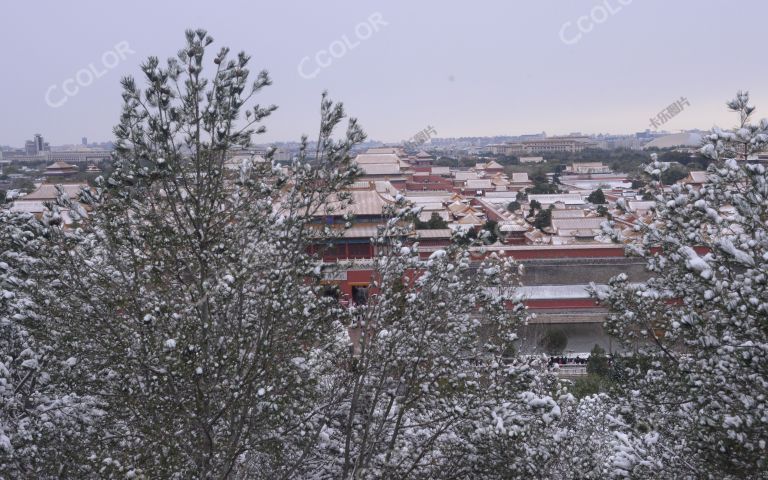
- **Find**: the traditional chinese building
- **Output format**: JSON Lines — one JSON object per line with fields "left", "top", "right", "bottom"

{"left": 44, "top": 161, "right": 78, "bottom": 177}
{"left": 411, "top": 151, "right": 433, "bottom": 166}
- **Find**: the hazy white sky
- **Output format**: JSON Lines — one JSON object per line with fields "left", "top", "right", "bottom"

{"left": 1, "top": 0, "right": 767, "bottom": 146}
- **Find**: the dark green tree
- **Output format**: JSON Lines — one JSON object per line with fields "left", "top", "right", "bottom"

{"left": 538, "top": 329, "right": 567, "bottom": 355}
{"left": 534, "top": 207, "right": 552, "bottom": 230}
{"left": 527, "top": 183, "right": 559, "bottom": 194}
{"left": 414, "top": 211, "right": 449, "bottom": 229}
{"left": 660, "top": 164, "right": 688, "bottom": 185}
{"left": 481, "top": 219, "right": 498, "bottom": 244}
{"left": 528, "top": 199, "right": 541, "bottom": 218}
{"left": 530, "top": 167, "right": 549, "bottom": 185}
{"left": 586, "top": 344, "right": 610, "bottom": 377}
{"left": 587, "top": 188, "right": 606, "bottom": 204}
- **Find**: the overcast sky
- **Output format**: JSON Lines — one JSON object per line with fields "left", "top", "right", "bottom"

{"left": 1, "top": 0, "right": 767, "bottom": 146}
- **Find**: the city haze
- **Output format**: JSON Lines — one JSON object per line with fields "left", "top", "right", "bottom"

{"left": 1, "top": 0, "right": 766, "bottom": 146}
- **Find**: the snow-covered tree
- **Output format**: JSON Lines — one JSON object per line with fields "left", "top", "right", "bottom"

{"left": 596, "top": 92, "right": 768, "bottom": 479}
{"left": 247, "top": 203, "right": 569, "bottom": 479}
{"left": 467, "top": 389, "right": 621, "bottom": 480}
{"left": 7, "top": 26, "right": 731, "bottom": 480}
{"left": 13, "top": 30, "right": 365, "bottom": 478}
{"left": 0, "top": 209, "right": 105, "bottom": 477}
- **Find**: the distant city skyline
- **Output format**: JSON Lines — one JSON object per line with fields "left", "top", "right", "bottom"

{"left": 1, "top": 0, "right": 767, "bottom": 146}
{"left": 0, "top": 128, "right": 698, "bottom": 151}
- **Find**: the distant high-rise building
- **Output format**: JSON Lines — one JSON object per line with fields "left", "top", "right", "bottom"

{"left": 34, "top": 134, "right": 44, "bottom": 153}
{"left": 82, "top": 137, "right": 88, "bottom": 146}
{"left": 23, "top": 134, "right": 48, "bottom": 155}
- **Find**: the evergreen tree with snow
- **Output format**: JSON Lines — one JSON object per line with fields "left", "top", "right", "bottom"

{"left": 0, "top": 209, "right": 106, "bottom": 477}
{"left": 272, "top": 204, "right": 557, "bottom": 479}
{"left": 596, "top": 91, "right": 768, "bottom": 479}
{"left": 11, "top": 29, "right": 364, "bottom": 477}
{"left": 4, "top": 29, "right": 561, "bottom": 480}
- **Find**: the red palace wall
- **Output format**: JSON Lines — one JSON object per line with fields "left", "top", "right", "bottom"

{"left": 329, "top": 268, "right": 605, "bottom": 310}
{"left": 489, "top": 246, "right": 626, "bottom": 260}
{"left": 524, "top": 298, "right": 599, "bottom": 309}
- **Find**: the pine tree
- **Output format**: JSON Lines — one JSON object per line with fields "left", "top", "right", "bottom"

{"left": 534, "top": 207, "right": 552, "bottom": 231}
{"left": 23, "top": 29, "right": 364, "bottom": 477}
{"left": 279, "top": 205, "right": 552, "bottom": 479}
{"left": 595, "top": 92, "right": 768, "bottom": 478}
{"left": 507, "top": 200, "right": 521, "bottom": 213}
{"left": 0, "top": 210, "right": 104, "bottom": 477}
{"left": 587, "top": 188, "right": 606, "bottom": 205}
